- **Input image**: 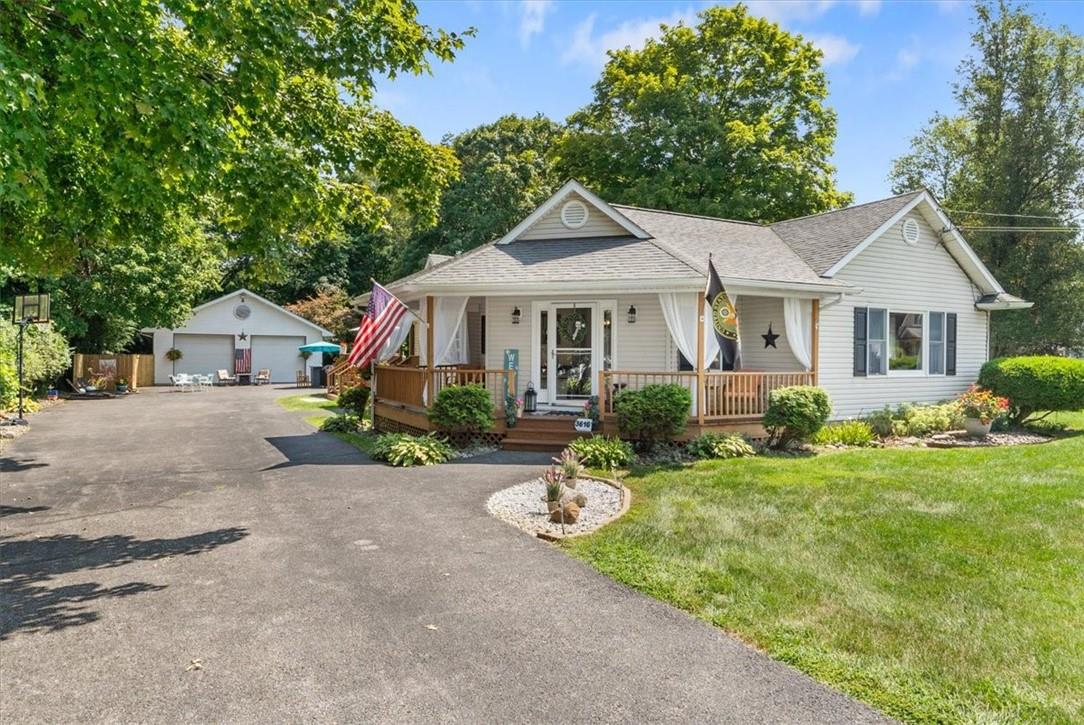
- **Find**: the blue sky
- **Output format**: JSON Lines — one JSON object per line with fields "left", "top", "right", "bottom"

{"left": 376, "top": 1, "right": 1083, "bottom": 203}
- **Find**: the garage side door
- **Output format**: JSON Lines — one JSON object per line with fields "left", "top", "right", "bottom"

{"left": 251, "top": 335, "right": 306, "bottom": 382}
{"left": 173, "top": 334, "right": 234, "bottom": 377}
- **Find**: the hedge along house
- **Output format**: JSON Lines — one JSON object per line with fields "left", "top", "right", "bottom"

{"left": 368, "top": 180, "right": 1029, "bottom": 450}
{"left": 146, "top": 289, "right": 332, "bottom": 385}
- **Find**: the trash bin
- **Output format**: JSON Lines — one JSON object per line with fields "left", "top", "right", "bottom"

{"left": 310, "top": 365, "right": 325, "bottom": 388}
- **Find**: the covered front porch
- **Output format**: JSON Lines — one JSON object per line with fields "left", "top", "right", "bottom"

{"left": 370, "top": 288, "right": 823, "bottom": 444}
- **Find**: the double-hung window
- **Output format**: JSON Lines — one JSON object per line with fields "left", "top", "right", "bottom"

{"left": 854, "top": 307, "right": 956, "bottom": 377}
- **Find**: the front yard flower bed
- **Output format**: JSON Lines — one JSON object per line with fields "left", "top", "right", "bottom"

{"left": 486, "top": 474, "right": 628, "bottom": 540}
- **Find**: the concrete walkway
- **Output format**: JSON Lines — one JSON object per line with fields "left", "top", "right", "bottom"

{"left": 1, "top": 386, "right": 888, "bottom": 723}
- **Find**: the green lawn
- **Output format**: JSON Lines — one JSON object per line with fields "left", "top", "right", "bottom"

{"left": 567, "top": 412, "right": 1084, "bottom": 724}
{"left": 275, "top": 393, "right": 379, "bottom": 455}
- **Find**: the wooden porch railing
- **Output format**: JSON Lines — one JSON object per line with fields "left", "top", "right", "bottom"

{"left": 374, "top": 366, "right": 515, "bottom": 411}
{"left": 326, "top": 357, "right": 362, "bottom": 395}
{"left": 599, "top": 370, "right": 815, "bottom": 421}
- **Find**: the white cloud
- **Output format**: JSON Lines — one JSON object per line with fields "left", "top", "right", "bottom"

{"left": 560, "top": 8, "right": 697, "bottom": 67}
{"left": 518, "top": 0, "right": 554, "bottom": 49}
{"left": 809, "top": 34, "right": 861, "bottom": 66}
{"left": 741, "top": 0, "right": 837, "bottom": 24}
{"left": 934, "top": 0, "right": 967, "bottom": 14}
{"left": 887, "top": 42, "right": 921, "bottom": 81}
{"left": 855, "top": 0, "right": 881, "bottom": 17}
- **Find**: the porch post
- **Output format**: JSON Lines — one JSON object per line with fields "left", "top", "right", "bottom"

{"left": 811, "top": 298, "right": 820, "bottom": 385}
{"left": 696, "top": 290, "right": 706, "bottom": 426}
{"left": 425, "top": 295, "right": 435, "bottom": 404}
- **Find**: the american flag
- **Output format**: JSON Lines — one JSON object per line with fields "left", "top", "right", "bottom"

{"left": 234, "top": 348, "right": 251, "bottom": 374}
{"left": 347, "top": 282, "right": 409, "bottom": 368}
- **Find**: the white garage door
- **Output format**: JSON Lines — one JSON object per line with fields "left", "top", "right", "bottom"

{"left": 173, "top": 334, "right": 234, "bottom": 377}
{"left": 251, "top": 335, "right": 306, "bottom": 383}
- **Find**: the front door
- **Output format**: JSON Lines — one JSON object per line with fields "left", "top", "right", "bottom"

{"left": 548, "top": 303, "right": 595, "bottom": 404}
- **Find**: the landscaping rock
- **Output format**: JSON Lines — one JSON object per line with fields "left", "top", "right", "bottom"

{"left": 550, "top": 501, "right": 580, "bottom": 524}
{"left": 562, "top": 490, "right": 588, "bottom": 508}
{"left": 486, "top": 477, "right": 624, "bottom": 537}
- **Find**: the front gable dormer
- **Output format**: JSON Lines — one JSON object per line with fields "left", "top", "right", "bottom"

{"left": 497, "top": 180, "right": 652, "bottom": 244}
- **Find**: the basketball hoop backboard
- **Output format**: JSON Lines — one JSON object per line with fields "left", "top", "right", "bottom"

{"left": 13, "top": 293, "right": 50, "bottom": 323}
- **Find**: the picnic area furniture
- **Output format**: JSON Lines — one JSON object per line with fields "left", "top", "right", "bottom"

{"left": 295, "top": 370, "right": 310, "bottom": 388}
{"left": 169, "top": 374, "right": 197, "bottom": 392}
{"left": 216, "top": 369, "right": 237, "bottom": 386}
{"left": 254, "top": 369, "right": 271, "bottom": 385}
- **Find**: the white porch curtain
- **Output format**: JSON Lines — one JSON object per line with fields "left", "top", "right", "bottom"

{"left": 658, "top": 292, "right": 721, "bottom": 369}
{"left": 432, "top": 296, "right": 470, "bottom": 366}
{"left": 374, "top": 316, "right": 413, "bottom": 364}
{"left": 783, "top": 297, "right": 813, "bottom": 371}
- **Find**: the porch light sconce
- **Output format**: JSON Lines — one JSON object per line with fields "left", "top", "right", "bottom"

{"left": 627, "top": 305, "right": 637, "bottom": 324}
{"left": 511, "top": 306, "right": 522, "bottom": 325}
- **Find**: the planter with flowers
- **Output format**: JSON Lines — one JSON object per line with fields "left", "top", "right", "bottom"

{"left": 955, "top": 386, "right": 1009, "bottom": 437}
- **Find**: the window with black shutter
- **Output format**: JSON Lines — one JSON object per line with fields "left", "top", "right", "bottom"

{"left": 946, "top": 313, "right": 957, "bottom": 376}
{"left": 853, "top": 307, "right": 867, "bottom": 376}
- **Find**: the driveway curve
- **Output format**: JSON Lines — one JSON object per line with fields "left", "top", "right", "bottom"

{"left": 1, "top": 386, "right": 889, "bottom": 723}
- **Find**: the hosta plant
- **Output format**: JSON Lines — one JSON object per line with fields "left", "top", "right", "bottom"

{"left": 565, "top": 436, "right": 634, "bottom": 470}
{"left": 370, "top": 433, "right": 455, "bottom": 467}
{"left": 686, "top": 432, "right": 756, "bottom": 459}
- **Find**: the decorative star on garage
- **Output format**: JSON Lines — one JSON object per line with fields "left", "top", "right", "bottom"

{"left": 238, "top": 330, "right": 248, "bottom": 341}
{"left": 762, "top": 323, "right": 779, "bottom": 349}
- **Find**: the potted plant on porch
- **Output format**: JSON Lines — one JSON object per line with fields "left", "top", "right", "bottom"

{"left": 955, "top": 386, "right": 1008, "bottom": 437}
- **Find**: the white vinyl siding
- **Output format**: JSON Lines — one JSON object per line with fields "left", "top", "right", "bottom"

{"left": 735, "top": 296, "right": 803, "bottom": 372}
{"left": 820, "top": 210, "right": 989, "bottom": 418}
{"left": 484, "top": 293, "right": 669, "bottom": 397}
{"left": 518, "top": 192, "right": 630, "bottom": 240}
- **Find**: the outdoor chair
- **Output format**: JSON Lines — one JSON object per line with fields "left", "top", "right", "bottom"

{"left": 216, "top": 369, "right": 237, "bottom": 386}
{"left": 65, "top": 379, "right": 115, "bottom": 399}
{"left": 169, "top": 374, "right": 196, "bottom": 392}
{"left": 254, "top": 369, "right": 271, "bottom": 385}
{"left": 196, "top": 374, "right": 214, "bottom": 391}
{"left": 295, "top": 369, "right": 310, "bottom": 388}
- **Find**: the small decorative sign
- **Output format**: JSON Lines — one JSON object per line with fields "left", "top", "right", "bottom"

{"left": 574, "top": 417, "right": 594, "bottom": 433}
{"left": 503, "top": 348, "right": 519, "bottom": 370}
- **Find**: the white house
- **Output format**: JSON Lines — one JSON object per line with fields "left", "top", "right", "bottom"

{"left": 361, "top": 180, "right": 1029, "bottom": 448}
{"left": 146, "top": 289, "right": 332, "bottom": 385}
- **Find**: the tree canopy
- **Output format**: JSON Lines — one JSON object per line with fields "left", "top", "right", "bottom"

{"left": 556, "top": 4, "right": 851, "bottom": 223}
{"left": 2, "top": 0, "right": 468, "bottom": 350}
{"left": 890, "top": 1, "right": 1084, "bottom": 355}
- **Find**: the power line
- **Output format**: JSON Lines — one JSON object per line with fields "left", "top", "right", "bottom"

{"left": 955, "top": 225, "right": 1079, "bottom": 232}
{"left": 944, "top": 208, "right": 1066, "bottom": 220}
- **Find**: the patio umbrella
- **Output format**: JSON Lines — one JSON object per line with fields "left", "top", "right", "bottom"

{"left": 298, "top": 341, "right": 342, "bottom": 354}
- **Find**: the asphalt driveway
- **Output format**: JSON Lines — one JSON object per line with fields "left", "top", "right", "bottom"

{"left": 1, "top": 386, "right": 888, "bottom": 723}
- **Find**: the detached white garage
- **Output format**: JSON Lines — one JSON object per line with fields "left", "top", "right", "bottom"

{"left": 145, "top": 289, "right": 333, "bottom": 385}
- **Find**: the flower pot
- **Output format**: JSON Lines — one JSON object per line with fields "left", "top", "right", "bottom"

{"left": 963, "top": 417, "right": 992, "bottom": 437}
{"left": 46, "top": 389, "right": 58, "bottom": 401}
{"left": 544, "top": 498, "right": 560, "bottom": 513}
{"left": 516, "top": 409, "right": 523, "bottom": 419}
{"left": 116, "top": 385, "right": 128, "bottom": 394}
{"left": 566, "top": 478, "right": 578, "bottom": 489}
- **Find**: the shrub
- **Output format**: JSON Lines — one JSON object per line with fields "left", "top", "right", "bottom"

{"left": 320, "top": 413, "right": 360, "bottom": 433}
{"left": 763, "top": 385, "right": 831, "bottom": 449}
{"left": 978, "top": 356, "right": 1084, "bottom": 424}
{"left": 864, "top": 402, "right": 963, "bottom": 438}
{"left": 866, "top": 406, "right": 896, "bottom": 438}
{"left": 566, "top": 436, "right": 634, "bottom": 470}
{"left": 0, "top": 319, "right": 70, "bottom": 410}
{"left": 811, "top": 420, "right": 876, "bottom": 447}
{"left": 686, "top": 432, "right": 756, "bottom": 460}
{"left": 614, "top": 383, "right": 691, "bottom": 448}
{"left": 370, "top": 432, "right": 454, "bottom": 467}
{"left": 428, "top": 384, "right": 494, "bottom": 435}
{"left": 337, "top": 385, "right": 371, "bottom": 418}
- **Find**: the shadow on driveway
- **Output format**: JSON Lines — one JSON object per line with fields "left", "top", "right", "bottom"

{"left": 0, "top": 527, "right": 248, "bottom": 640}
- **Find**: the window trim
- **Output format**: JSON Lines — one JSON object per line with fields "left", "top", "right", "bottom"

{"left": 887, "top": 310, "right": 926, "bottom": 376}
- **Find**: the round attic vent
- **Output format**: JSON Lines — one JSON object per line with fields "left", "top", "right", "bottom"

{"left": 901, "top": 218, "right": 920, "bottom": 246}
{"left": 234, "top": 303, "right": 252, "bottom": 320}
{"left": 560, "top": 199, "right": 589, "bottom": 229}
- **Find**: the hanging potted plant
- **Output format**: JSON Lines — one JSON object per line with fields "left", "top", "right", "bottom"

{"left": 955, "top": 386, "right": 1008, "bottom": 437}
{"left": 165, "top": 348, "right": 183, "bottom": 362}
{"left": 541, "top": 467, "right": 565, "bottom": 513}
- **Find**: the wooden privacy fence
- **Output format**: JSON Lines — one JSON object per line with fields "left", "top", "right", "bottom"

{"left": 374, "top": 365, "right": 516, "bottom": 411}
{"left": 72, "top": 353, "right": 154, "bottom": 390}
{"left": 600, "top": 370, "right": 815, "bottom": 421}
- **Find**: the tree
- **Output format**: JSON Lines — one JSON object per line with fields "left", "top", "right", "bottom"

{"left": 2, "top": 1, "right": 467, "bottom": 349}
{"left": 889, "top": 1, "right": 1084, "bottom": 355}
{"left": 396, "top": 114, "right": 563, "bottom": 277}
{"left": 556, "top": 5, "right": 851, "bottom": 223}
{"left": 284, "top": 284, "right": 356, "bottom": 342}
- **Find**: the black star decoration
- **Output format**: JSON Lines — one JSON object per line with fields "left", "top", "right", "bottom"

{"left": 238, "top": 331, "right": 248, "bottom": 341}
{"left": 762, "top": 323, "right": 779, "bottom": 349}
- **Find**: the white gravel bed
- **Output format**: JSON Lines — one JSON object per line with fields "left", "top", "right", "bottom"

{"left": 486, "top": 477, "right": 624, "bottom": 537}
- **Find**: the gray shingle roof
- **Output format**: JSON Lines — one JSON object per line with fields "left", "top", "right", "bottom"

{"left": 384, "top": 190, "right": 929, "bottom": 292}
{"left": 770, "top": 191, "right": 924, "bottom": 275}
{"left": 393, "top": 236, "right": 700, "bottom": 288}
{"left": 613, "top": 205, "right": 831, "bottom": 286}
